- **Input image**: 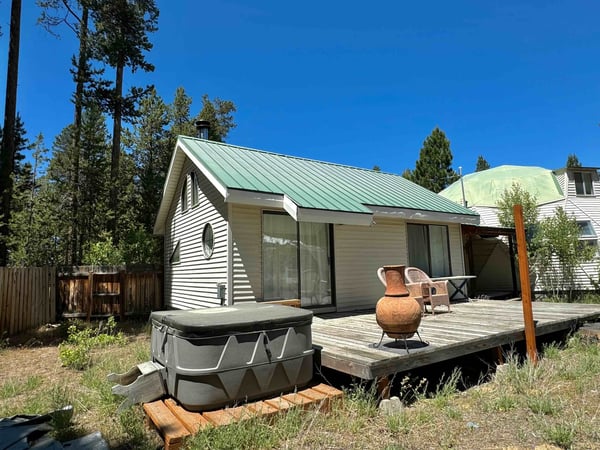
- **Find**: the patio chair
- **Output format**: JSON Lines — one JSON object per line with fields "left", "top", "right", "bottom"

{"left": 404, "top": 267, "right": 451, "bottom": 315}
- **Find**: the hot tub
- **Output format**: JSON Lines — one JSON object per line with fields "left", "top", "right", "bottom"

{"left": 150, "top": 303, "right": 314, "bottom": 411}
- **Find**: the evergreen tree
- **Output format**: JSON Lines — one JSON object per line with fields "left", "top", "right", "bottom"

{"left": 170, "top": 86, "right": 196, "bottom": 138}
{"left": 8, "top": 134, "right": 54, "bottom": 266}
{"left": 124, "top": 87, "right": 170, "bottom": 232}
{"left": 475, "top": 155, "right": 491, "bottom": 172}
{"left": 38, "top": 0, "right": 98, "bottom": 263}
{"left": 89, "top": 0, "right": 159, "bottom": 242}
{"left": 411, "top": 127, "right": 459, "bottom": 193}
{"left": 0, "top": 0, "right": 23, "bottom": 265}
{"left": 566, "top": 153, "right": 581, "bottom": 168}
{"left": 195, "top": 94, "right": 237, "bottom": 142}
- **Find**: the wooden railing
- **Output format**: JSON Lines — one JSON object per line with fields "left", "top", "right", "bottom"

{"left": 0, "top": 267, "right": 56, "bottom": 336}
{"left": 1, "top": 265, "right": 163, "bottom": 336}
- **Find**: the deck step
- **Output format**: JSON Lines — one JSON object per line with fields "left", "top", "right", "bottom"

{"left": 143, "top": 383, "right": 343, "bottom": 450}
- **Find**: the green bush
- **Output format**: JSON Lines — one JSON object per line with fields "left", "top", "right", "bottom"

{"left": 59, "top": 317, "right": 126, "bottom": 370}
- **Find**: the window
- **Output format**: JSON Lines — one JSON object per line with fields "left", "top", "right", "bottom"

{"left": 181, "top": 176, "right": 188, "bottom": 212}
{"left": 574, "top": 172, "right": 594, "bottom": 196}
{"left": 262, "top": 212, "right": 333, "bottom": 307}
{"left": 169, "top": 240, "right": 181, "bottom": 265}
{"left": 190, "top": 171, "right": 199, "bottom": 206}
{"left": 202, "top": 223, "right": 214, "bottom": 259}
{"left": 577, "top": 221, "right": 598, "bottom": 250}
{"left": 407, "top": 223, "right": 451, "bottom": 277}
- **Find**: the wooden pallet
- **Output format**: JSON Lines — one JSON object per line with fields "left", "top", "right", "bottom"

{"left": 143, "top": 383, "right": 344, "bottom": 450}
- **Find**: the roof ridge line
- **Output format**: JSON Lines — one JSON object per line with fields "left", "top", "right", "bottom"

{"left": 178, "top": 135, "right": 398, "bottom": 176}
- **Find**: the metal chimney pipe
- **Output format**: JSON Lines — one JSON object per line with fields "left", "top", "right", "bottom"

{"left": 195, "top": 120, "right": 210, "bottom": 139}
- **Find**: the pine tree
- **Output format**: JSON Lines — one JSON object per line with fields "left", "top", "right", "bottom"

{"left": 8, "top": 134, "right": 53, "bottom": 266}
{"left": 411, "top": 127, "right": 459, "bottom": 193}
{"left": 124, "top": 87, "right": 170, "bottom": 232}
{"left": 89, "top": 0, "right": 159, "bottom": 242}
{"left": 475, "top": 155, "right": 491, "bottom": 172}
{"left": 170, "top": 87, "right": 196, "bottom": 138}
{"left": 0, "top": 0, "right": 23, "bottom": 265}
{"left": 566, "top": 154, "right": 581, "bottom": 168}
{"left": 195, "top": 94, "right": 237, "bottom": 142}
{"left": 38, "top": 0, "right": 97, "bottom": 263}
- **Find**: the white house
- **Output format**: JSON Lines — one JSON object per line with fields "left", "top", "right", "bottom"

{"left": 154, "top": 134, "right": 479, "bottom": 311}
{"left": 440, "top": 165, "right": 600, "bottom": 291}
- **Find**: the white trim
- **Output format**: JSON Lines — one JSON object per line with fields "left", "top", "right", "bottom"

{"left": 368, "top": 205, "right": 480, "bottom": 225}
{"left": 227, "top": 202, "right": 234, "bottom": 306}
{"left": 296, "top": 208, "right": 373, "bottom": 226}
{"left": 178, "top": 139, "right": 228, "bottom": 198}
{"left": 226, "top": 189, "right": 285, "bottom": 209}
{"left": 283, "top": 195, "right": 299, "bottom": 221}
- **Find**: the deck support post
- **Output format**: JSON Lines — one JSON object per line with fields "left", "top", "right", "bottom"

{"left": 376, "top": 376, "right": 391, "bottom": 399}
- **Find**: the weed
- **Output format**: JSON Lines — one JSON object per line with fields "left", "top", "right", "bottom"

{"left": 430, "top": 368, "right": 461, "bottom": 408}
{"left": 58, "top": 316, "right": 126, "bottom": 370}
{"left": 443, "top": 406, "right": 462, "bottom": 420}
{"left": 543, "top": 421, "right": 576, "bottom": 449}
{"left": 185, "top": 417, "right": 277, "bottom": 450}
{"left": 492, "top": 394, "right": 517, "bottom": 412}
{"left": 527, "top": 395, "right": 560, "bottom": 416}
{"left": 0, "top": 376, "right": 42, "bottom": 399}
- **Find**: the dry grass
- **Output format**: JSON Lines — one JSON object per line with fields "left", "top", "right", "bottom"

{"left": 1, "top": 322, "right": 599, "bottom": 450}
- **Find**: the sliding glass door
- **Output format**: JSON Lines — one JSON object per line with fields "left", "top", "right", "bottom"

{"left": 407, "top": 223, "right": 451, "bottom": 277}
{"left": 262, "top": 212, "right": 333, "bottom": 307}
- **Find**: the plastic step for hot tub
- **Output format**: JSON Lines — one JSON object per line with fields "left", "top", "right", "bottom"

{"left": 108, "top": 361, "right": 167, "bottom": 411}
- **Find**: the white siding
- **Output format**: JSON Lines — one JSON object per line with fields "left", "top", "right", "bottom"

{"left": 334, "top": 220, "right": 407, "bottom": 311}
{"left": 164, "top": 158, "right": 228, "bottom": 309}
{"left": 471, "top": 206, "right": 500, "bottom": 227}
{"left": 562, "top": 170, "right": 600, "bottom": 289}
{"left": 230, "top": 204, "right": 263, "bottom": 301}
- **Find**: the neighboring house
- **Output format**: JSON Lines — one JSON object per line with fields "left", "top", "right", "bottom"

{"left": 440, "top": 165, "right": 600, "bottom": 291}
{"left": 154, "top": 135, "right": 479, "bottom": 311}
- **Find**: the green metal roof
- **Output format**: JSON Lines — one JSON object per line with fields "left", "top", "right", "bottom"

{"left": 439, "top": 165, "right": 564, "bottom": 207}
{"left": 179, "top": 136, "right": 477, "bottom": 217}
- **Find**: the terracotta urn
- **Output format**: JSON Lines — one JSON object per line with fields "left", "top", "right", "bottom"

{"left": 376, "top": 265, "right": 422, "bottom": 339}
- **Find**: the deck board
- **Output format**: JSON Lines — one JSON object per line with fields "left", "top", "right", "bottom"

{"left": 312, "top": 300, "right": 600, "bottom": 379}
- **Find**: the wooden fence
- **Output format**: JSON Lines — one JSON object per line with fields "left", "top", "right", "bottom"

{"left": 1, "top": 265, "right": 163, "bottom": 336}
{"left": 0, "top": 267, "right": 56, "bottom": 336}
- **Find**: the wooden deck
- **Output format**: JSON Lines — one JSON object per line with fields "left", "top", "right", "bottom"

{"left": 311, "top": 299, "right": 600, "bottom": 380}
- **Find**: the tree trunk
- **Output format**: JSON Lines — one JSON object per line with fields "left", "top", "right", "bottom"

{"left": 109, "top": 58, "right": 124, "bottom": 244}
{"left": 0, "top": 0, "right": 22, "bottom": 266}
{"left": 70, "top": 5, "right": 89, "bottom": 265}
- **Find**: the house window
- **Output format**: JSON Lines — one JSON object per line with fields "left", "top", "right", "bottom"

{"left": 190, "top": 171, "right": 199, "bottom": 207}
{"left": 202, "top": 223, "right": 214, "bottom": 259}
{"left": 262, "top": 212, "right": 333, "bottom": 307}
{"left": 577, "top": 221, "right": 598, "bottom": 250}
{"left": 574, "top": 172, "right": 594, "bottom": 196}
{"left": 181, "top": 176, "right": 188, "bottom": 212}
{"left": 170, "top": 240, "right": 181, "bottom": 265}
{"left": 407, "top": 223, "right": 451, "bottom": 277}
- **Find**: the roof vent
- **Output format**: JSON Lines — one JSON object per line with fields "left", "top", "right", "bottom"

{"left": 195, "top": 120, "right": 210, "bottom": 140}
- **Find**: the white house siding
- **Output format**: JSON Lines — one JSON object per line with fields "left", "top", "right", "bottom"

{"left": 230, "top": 204, "right": 263, "bottom": 301}
{"left": 470, "top": 206, "right": 500, "bottom": 227}
{"left": 164, "top": 158, "right": 228, "bottom": 309}
{"left": 333, "top": 219, "right": 407, "bottom": 312}
{"left": 561, "top": 171, "right": 600, "bottom": 289}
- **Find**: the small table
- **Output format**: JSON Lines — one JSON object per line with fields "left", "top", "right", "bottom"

{"left": 430, "top": 275, "right": 477, "bottom": 301}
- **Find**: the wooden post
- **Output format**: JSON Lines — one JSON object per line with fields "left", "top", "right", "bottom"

{"left": 513, "top": 205, "right": 538, "bottom": 364}
{"left": 87, "top": 271, "right": 94, "bottom": 322}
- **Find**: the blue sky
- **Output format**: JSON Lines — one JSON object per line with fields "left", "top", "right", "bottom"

{"left": 1, "top": 0, "right": 599, "bottom": 175}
